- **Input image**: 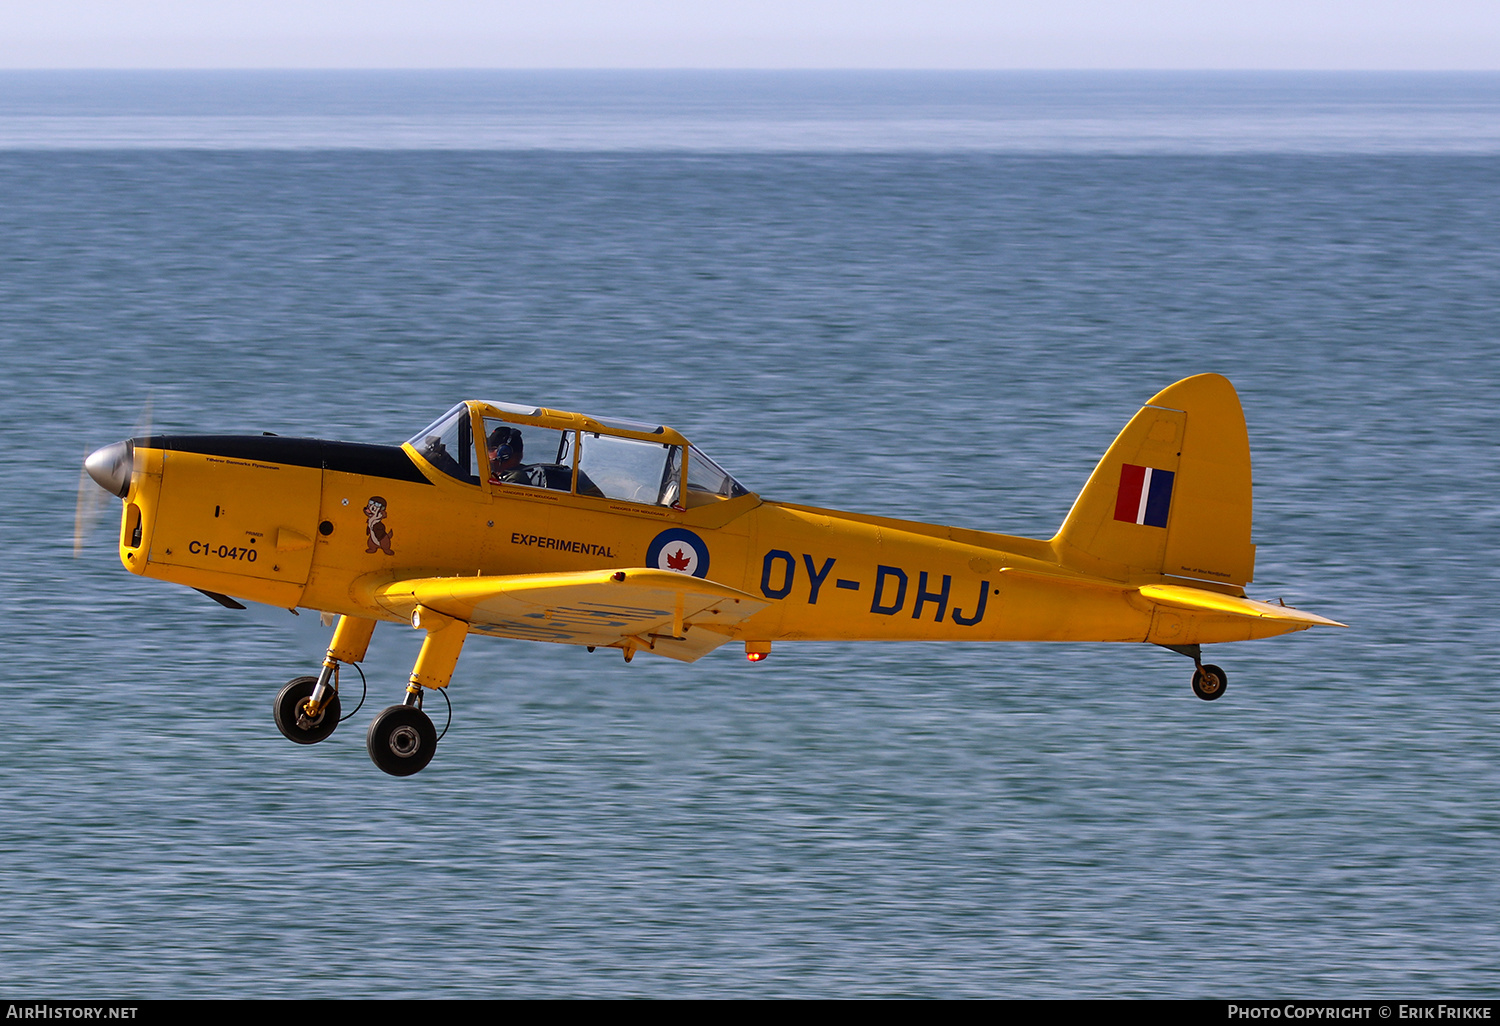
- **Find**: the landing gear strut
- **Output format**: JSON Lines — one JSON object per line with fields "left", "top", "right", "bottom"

{"left": 1159, "top": 643, "right": 1229, "bottom": 701}
{"left": 274, "top": 614, "right": 375, "bottom": 745}
{"left": 363, "top": 604, "right": 467, "bottom": 777}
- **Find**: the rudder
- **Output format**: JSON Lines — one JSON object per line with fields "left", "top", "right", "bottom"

{"left": 1051, "top": 374, "right": 1255, "bottom": 587}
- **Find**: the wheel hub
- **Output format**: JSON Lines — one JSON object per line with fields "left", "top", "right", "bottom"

{"left": 388, "top": 725, "right": 423, "bottom": 757}
{"left": 295, "top": 700, "right": 326, "bottom": 730}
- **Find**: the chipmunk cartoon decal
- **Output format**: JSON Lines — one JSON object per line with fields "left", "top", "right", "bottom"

{"left": 364, "top": 495, "right": 395, "bottom": 555}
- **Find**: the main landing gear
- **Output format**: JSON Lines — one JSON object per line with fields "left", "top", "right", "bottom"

{"left": 274, "top": 610, "right": 467, "bottom": 777}
{"left": 1160, "top": 644, "right": 1229, "bottom": 702}
{"left": 367, "top": 696, "right": 439, "bottom": 777}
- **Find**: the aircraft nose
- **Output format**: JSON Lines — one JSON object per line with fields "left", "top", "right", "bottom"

{"left": 84, "top": 440, "right": 133, "bottom": 498}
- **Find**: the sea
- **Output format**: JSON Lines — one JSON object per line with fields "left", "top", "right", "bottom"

{"left": 0, "top": 70, "right": 1497, "bottom": 999}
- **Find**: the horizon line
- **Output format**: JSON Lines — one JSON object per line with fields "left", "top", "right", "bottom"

{"left": 4, "top": 66, "right": 1500, "bottom": 74}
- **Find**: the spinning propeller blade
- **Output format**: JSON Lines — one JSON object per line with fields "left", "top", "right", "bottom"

{"left": 74, "top": 397, "right": 152, "bottom": 556}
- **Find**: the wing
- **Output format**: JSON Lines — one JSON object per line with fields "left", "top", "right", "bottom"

{"left": 367, "top": 568, "right": 770, "bottom": 662}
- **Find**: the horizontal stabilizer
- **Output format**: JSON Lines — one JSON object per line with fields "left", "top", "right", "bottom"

{"left": 369, "top": 568, "right": 769, "bottom": 662}
{"left": 1138, "top": 584, "right": 1346, "bottom": 628}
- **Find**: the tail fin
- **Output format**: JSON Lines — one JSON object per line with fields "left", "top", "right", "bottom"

{"left": 1051, "top": 374, "right": 1255, "bottom": 587}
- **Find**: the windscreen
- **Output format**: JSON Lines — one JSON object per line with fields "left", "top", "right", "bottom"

{"left": 408, "top": 405, "right": 479, "bottom": 484}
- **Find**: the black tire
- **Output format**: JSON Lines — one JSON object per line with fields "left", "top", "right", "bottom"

{"left": 1192, "top": 664, "right": 1228, "bottom": 701}
{"left": 367, "top": 704, "right": 438, "bottom": 776}
{"left": 273, "top": 676, "right": 341, "bottom": 744}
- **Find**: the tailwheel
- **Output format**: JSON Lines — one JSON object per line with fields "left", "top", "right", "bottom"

{"left": 273, "top": 676, "right": 342, "bottom": 744}
{"left": 367, "top": 704, "right": 438, "bottom": 776}
{"left": 1191, "top": 663, "right": 1228, "bottom": 702}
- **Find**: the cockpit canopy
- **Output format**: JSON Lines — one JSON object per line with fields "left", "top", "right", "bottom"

{"left": 406, "top": 402, "right": 750, "bottom": 510}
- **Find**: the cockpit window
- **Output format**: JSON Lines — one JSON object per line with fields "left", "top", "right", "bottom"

{"left": 577, "top": 433, "right": 682, "bottom": 507}
{"left": 686, "top": 446, "right": 749, "bottom": 507}
{"left": 408, "top": 405, "right": 479, "bottom": 484}
{"left": 482, "top": 418, "right": 582, "bottom": 495}
{"left": 411, "top": 404, "right": 749, "bottom": 508}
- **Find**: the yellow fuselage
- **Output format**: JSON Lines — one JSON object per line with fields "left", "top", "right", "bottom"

{"left": 116, "top": 431, "right": 1303, "bottom": 654}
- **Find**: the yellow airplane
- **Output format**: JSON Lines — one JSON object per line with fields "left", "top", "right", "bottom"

{"left": 82, "top": 373, "right": 1342, "bottom": 776}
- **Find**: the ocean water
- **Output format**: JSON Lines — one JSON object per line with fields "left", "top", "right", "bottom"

{"left": 1, "top": 72, "right": 1498, "bottom": 998}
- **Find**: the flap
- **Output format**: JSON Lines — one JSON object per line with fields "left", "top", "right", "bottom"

{"left": 369, "top": 568, "right": 770, "bottom": 662}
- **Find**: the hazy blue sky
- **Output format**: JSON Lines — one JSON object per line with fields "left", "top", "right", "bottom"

{"left": 2, "top": 1, "right": 1497, "bottom": 70}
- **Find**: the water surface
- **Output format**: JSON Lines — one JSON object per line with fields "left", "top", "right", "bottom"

{"left": 0, "top": 72, "right": 1496, "bottom": 998}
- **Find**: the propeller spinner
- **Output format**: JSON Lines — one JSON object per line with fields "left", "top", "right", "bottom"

{"left": 83, "top": 440, "right": 132, "bottom": 498}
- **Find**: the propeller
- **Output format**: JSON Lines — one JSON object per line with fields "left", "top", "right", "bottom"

{"left": 74, "top": 397, "right": 152, "bottom": 556}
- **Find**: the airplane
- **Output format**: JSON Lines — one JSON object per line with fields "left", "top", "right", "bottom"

{"left": 81, "top": 372, "right": 1343, "bottom": 776}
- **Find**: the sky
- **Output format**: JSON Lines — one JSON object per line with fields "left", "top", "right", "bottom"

{"left": 0, "top": 0, "right": 1497, "bottom": 70}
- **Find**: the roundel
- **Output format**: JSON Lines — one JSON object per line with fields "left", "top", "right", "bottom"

{"left": 646, "top": 528, "right": 710, "bottom": 579}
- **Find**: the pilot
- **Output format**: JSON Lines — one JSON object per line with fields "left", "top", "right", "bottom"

{"left": 487, "top": 426, "right": 527, "bottom": 484}
{"left": 488, "top": 424, "right": 575, "bottom": 490}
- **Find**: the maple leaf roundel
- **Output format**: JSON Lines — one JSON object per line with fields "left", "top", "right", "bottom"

{"left": 646, "top": 528, "right": 710, "bottom": 578}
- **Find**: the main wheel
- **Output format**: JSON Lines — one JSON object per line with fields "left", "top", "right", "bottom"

{"left": 274, "top": 676, "right": 341, "bottom": 744}
{"left": 1192, "top": 664, "right": 1228, "bottom": 701}
{"left": 367, "top": 704, "right": 438, "bottom": 776}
